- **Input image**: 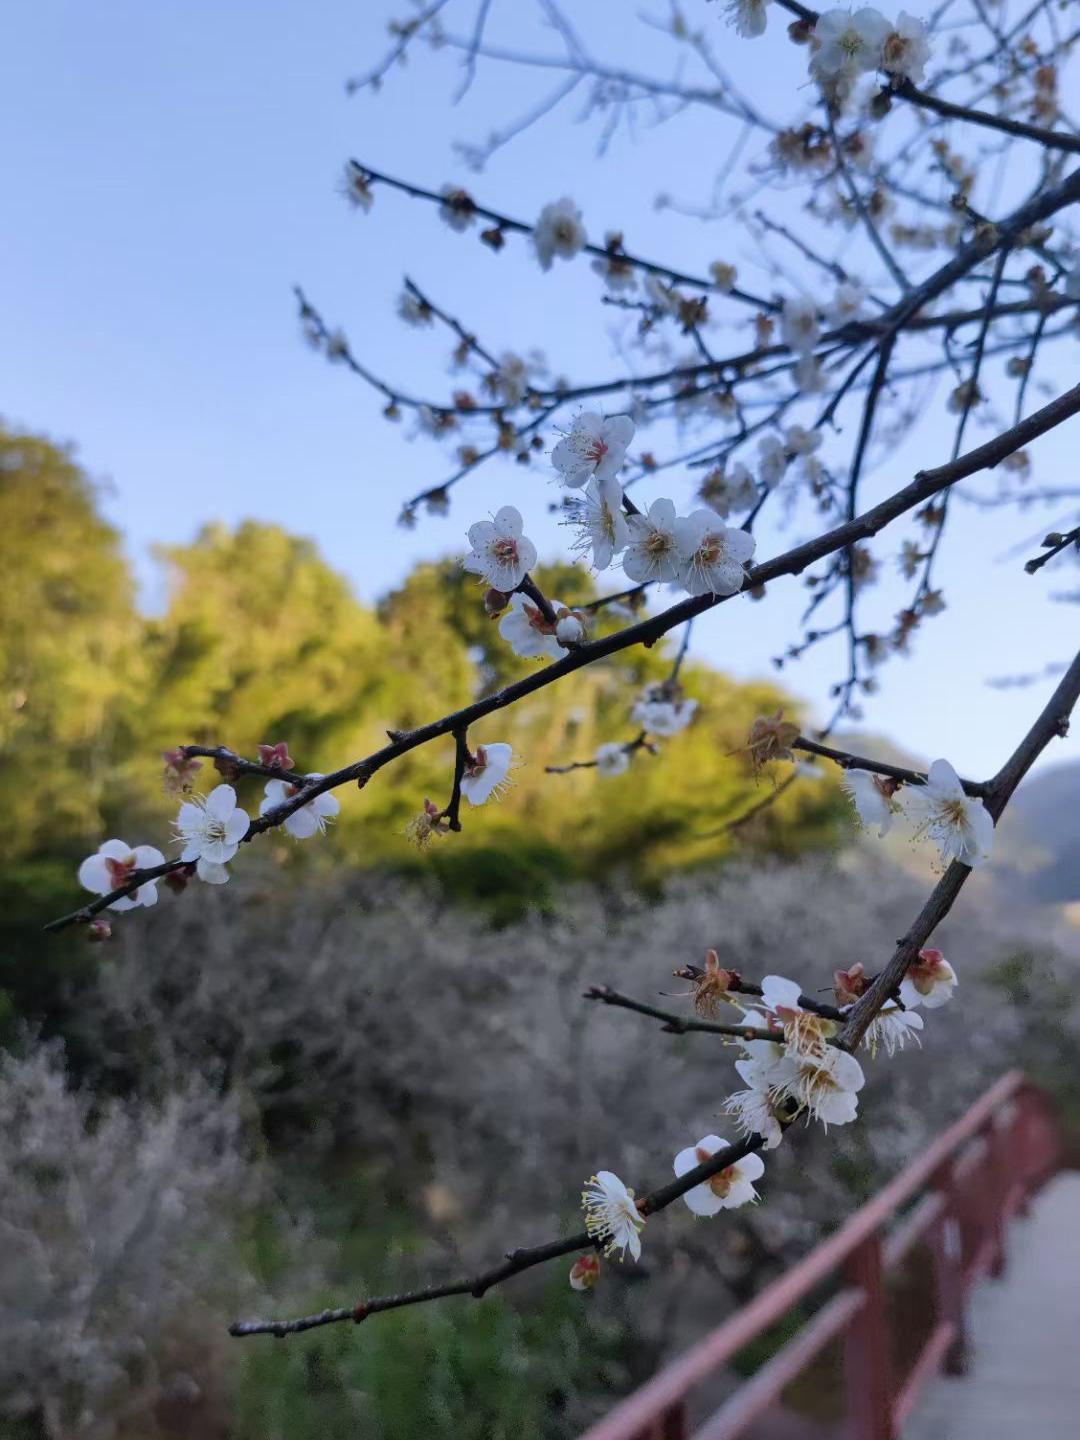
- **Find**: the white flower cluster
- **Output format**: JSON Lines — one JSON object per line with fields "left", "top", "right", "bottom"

{"left": 555, "top": 412, "right": 757, "bottom": 595}
{"left": 463, "top": 415, "right": 757, "bottom": 675}
{"left": 78, "top": 769, "right": 344, "bottom": 916}
{"left": 576, "top": 939, "right": 958, "bottom": 1270}
{"left": 842, "top": 758, "right": 995, "bottom": 869}
{"left": 723, "top": 5, "right": 932, "bottom": 96}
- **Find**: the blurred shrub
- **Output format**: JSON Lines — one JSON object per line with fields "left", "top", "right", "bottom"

{"left": 0, "top": 1042, "right": 259, "bottom": 1439}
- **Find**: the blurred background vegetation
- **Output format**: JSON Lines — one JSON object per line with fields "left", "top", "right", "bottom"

{"left": 3, "top": 424, "right": 1078, "bottom": 1440}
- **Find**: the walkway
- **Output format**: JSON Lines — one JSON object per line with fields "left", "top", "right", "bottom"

{"left": 903, "top": 1170, "right": 1080, "bottom": 1439}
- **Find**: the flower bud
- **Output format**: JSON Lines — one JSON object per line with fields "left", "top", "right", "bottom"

{"left": 869, "top": 89, "right": 892, "bottom": 120}
{"left": 555, "top": 609, "right": 587, "bottom": 646}
{"left": 569, "top": 1254, "right": 601, "bottom": 1291}
{"left": 834, "top": 962, "right": 869, "bottom": 1006}
{"left": 86, "top": 918, "right": 112, "bottom": 943}
{"left": 483, "top": 588, "right": 511, "bottom": 617}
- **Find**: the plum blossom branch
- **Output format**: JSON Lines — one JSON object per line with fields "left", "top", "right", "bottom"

{"left": 44, "top": 381, "right": 1080, "bottom": 932}
{"left": 230, "top": 648, "right": 1079, "bottom": 1339}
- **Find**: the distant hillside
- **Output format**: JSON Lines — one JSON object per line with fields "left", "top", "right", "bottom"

{"left": 995, "top": 760, "right": 1080, "bottom": 904}
{"left": 835, "top": 733, "right": 1080, "bottom": 918}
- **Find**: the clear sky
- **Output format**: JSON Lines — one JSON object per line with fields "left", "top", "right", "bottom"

{"left": 3, "top": 1, "right": 1077, "bottom": 777}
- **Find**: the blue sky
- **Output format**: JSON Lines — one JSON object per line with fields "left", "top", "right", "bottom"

{"left": 2, "top": 1, "right": 1077, "bottom": 777}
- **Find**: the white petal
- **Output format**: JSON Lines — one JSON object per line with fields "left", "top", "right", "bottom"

{"left": 196, "top": 858, "right": 231, "bottom": 885}
{"left": 132, "top": 845, "right": 165, "bottom": 869}
{"left": 98, "top": 838, "right": 133, "bottom": 861}
{"left": 926, "top": 758, "right": 963, "bottom": 798}
{"left": 176, "top": 801, "right": 203, "bottom": 833}
{"left": 493, "top": 505, "right": 524, "bottom": 537}
{"left": 206, "top": 784, "right": 238, "bottom": 822}
{"left": 224, "top": 809, "right": 250, "bottom": 844}
{"left": 285, "top": 808, "right": 319, "bottom": 840}
{"left": 78, "top": 855, "right": 112, "bottom": 894}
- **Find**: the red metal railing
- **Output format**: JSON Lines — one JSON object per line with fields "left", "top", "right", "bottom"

{"left": 579, "top": 1071, "right": 1061, "bottom": 1440}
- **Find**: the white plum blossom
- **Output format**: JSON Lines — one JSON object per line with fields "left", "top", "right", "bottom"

{"left": 787, "top": 1046, "right": 865, "bottom": 1127}
{"left": 795, "top": 353, "right": 826, "bottom": 392}
{"left": 842, "top": 768, "right": 901, "bottom": 837}
{"left": 725, "top": 1044, "right": 790, "bottom": 1149}
{"left": 570, "top": 475, "right": 630, "bottom": 570}
{"left": 552, "top": 412, "right": 635, "bottom": 488}
{"left": 463, "top": 506, "right": 537, "bottom": 591}
{"left": 498, "top": 592, "right": 564, "bottom": 661}
{"left": 881, "top": 11, "right": 931, "bottom": 83}
{"left": 595, "top": 742, "right": 631, "bottom": 777}
{"left": 673, "top": 1135, "right": 765, "bottom": 1215}
{"left": 674, "top": 510, "right": 756, "bottom": 597}
{"left": 259, "top": 776, "right": 340, "bottom": 840}
{"left": 533, "top": 198, "right": 587, "bottom": 270}
{"left": 438, "top": 184, "right": 476, "bottom": 232}
{"left": 757, "top": 433, "right": 788, "bottom": 490}
{"left": 785, "top": 424, "right": 822, "bottom": 458}
{"left": 623, "top": 498, "right": 682, "bottom": 584}
{"left": 645, "top": 274, "right": 680, "bottom": 315}
{"left": 781, "top": 295, "right": 821, "bottom": 355}
{"left": 760, "top": 974, "right": 838, "bottom": 1057}
{"left": 899, "top": 948, "right": 958, "bottom": 1010}
{"left": 825, "top": 281, "right": 867, "bottom": 326}
{"left": 494, "top": 352, "right": 531, "bottom": 407}
{"left": 900, "top": 759, "right": 994, "bottom": 868}
{"left": 631, "top": 686, "right": 698, "bottom": 737}
{"left": 724, "top": 0, "right": 773, "bottom": 39}
{"left": 862, "top": 1005, "right": 924, "bottom": 1058}
{"left": 810, "top": 8, "right": 891, "bottom": 81}
{"left": 699, "top": 461, "right": 758, "bottom": 518}
{"left": 581, "top": 1170, "right": 644, "bottom": 1260}
{"left": 339, "top": 161, "right": 374, "bottom": 212}
{"left": 78, "top": 839, "right": 166, "bottom": 911}
{"left": 175, "top": 784, "right": 250, "bottom": 884}
{"left": 460, "top": 743, "right": 515, "bottom": 805}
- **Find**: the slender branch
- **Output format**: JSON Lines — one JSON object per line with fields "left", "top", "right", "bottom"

{"left": 842, "top": 648, "right": 1080, "bottom": 1049}
{"left": 791, "top": 737, "right": 988, "bottom": 797}
{"left": 582, "top": 984, "right": 786, "bottom": 1042}
{"left": 230, "top": 653, "right": 1080, "bottom": 1340}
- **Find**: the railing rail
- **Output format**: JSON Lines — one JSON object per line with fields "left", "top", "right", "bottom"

{"left": 579, "top": 1071, "right": 1062, "bottom": 1440}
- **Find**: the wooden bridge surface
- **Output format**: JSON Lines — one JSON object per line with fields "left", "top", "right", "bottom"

{"left": 902, "top": 1170, "right": 1080, "bottom": 1439}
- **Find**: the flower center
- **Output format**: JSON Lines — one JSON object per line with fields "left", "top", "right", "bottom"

{"left": 839, "top": 28, "right": 862, "bottom": 56}
{"left": 491, "top": 537, "right": 519, "bottom": 565}
{"left": 645, "top": 530, "right": 673, "bottom": 555}
{"left": 697, "top": 536, "right": 723, "bottom": 567}
{"left": 105, "top": 854, "right": 137, "bottom": 886}
{"left": 941, "top": 797, "right": 967, "bottom": 827}
{"left": 524, "top": 601, "right": 555, "bottom": 634}
{"left": 585, "top": 438, "right": 609, "bottom": 465}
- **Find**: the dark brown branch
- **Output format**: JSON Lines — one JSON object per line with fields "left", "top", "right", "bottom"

{"left": 229, "top": 1130, "right": 765, "bottom": 1338}
{"left": 228, "top": 651, "right": 1080, "bottom": 1340}
{"left": 583, "top": 984, "right": 786, "bottom": 1041}
{"left": 791, "top": 737, "right": 989, "bottom": 798}
{"left": 44, "top": 383, "right": 1080, "bottom": 932}
{"left": 842, "top": 648, "right": 1080, "bottom": 1049}
{"left": 1024, "top": 525, "right": 1080, "bottom": 575}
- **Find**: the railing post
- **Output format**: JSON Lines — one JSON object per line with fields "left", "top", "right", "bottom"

{"left": 658, "top": 1401, "right": 686, "bottom": 1440}
{"left": 986, "top": 1118, "right": 1009, "bottom": 1279}
{"left": 931, "top": 1160, "right": 968, "bottom": 1377}
{"left": 844, "top": 1233, "right": 893, "bottom": 1440}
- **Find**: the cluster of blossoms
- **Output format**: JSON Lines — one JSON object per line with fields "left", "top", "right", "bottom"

{"left": 841, "top": 757, "right": 995, "bottom": 869}
{"left": 554, "top": 411, "right": 757, "bottom": 596}
{"left": 723, "top": 4, "right": 932, "bottom": 107}
{"left": 578, "top": 938, "right": 958, "bottom": 1277}
{"left": 77, "top": 744, "right": 342, "bottom": 920}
